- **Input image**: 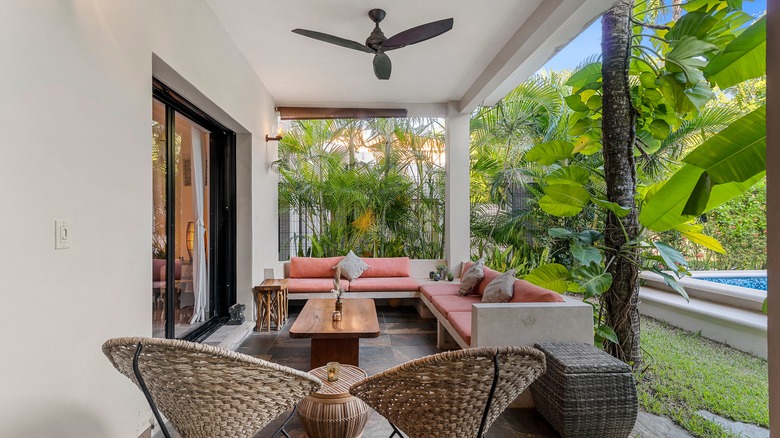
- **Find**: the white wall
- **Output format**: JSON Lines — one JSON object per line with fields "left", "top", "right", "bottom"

{"left": 0, "top": 1, "right": 277, "bottom": 436}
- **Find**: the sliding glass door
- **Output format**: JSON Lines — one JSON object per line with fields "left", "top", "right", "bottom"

{"left": 151, "top": 80, "right": 236, "bottom": 340}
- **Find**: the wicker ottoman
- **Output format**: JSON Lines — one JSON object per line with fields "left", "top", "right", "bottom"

{"left": 530, "top": 342, "right": 637, "bottom": 438}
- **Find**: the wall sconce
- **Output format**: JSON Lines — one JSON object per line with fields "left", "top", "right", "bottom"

{"left": 266, "top": 110, "right": 284, "bottom": 142}
{"left": 186, "top": 221, "right": 195, "bottom": 260}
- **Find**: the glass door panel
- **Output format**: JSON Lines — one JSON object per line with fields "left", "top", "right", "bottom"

{"left": 152, "top": 98, "right": 167, "bottom": 338}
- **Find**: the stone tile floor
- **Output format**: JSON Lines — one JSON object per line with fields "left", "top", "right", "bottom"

{"left": 239, "top": 305, "right": 561, "bottom": 438}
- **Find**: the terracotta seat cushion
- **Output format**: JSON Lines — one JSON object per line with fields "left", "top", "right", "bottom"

{"left": 348, "top": 277, "right": 420, "bottom": 292}
{"left": 419, "top": 283, "right": 461, "bottom": 301}
{"left": 509, "top": 279, "right": 564, "bottom": 302}
{"left": 360, "top": 257, "right": 411, "bottom": 278}
{"left": 429, "top": 295, "right": 481, "bottom": 317}
{"left": 288, "top": 278, "right": 349, "bottom": 293}
{"left": 289, "top": 256, "right": 343, "bottom": 278}
{"left": 446, "top": 311, "right": 472, "bottom": 345}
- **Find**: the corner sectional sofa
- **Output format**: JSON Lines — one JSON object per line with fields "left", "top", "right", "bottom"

{"left": 282, "top": 257, "right": 593, "bottom": 350}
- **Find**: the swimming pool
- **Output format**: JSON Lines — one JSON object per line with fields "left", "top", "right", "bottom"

{"left": 698, "top": 276, "right": 767, "bottom": 291}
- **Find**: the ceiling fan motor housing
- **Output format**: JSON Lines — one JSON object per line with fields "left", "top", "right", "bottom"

{"left": 366, "top": 9, "right": 387, "bottom": 50}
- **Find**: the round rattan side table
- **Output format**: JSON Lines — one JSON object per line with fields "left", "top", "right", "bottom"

{"left": 297, "top": 365, "right": 370, "bottom": 438}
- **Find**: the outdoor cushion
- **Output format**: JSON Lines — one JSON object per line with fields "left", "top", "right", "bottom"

{"left": 288, "top": 278, "right": 350, "bottom": 293}
{"left": 290, "top": 256, "right": 343, "bottom": 278}
{"left": 482, "top": 269, "right": 516, "bottom": 303}
{"left": 475, "top": 267, "right": 502, "bottom": 296}
{"left": 337, "top": 250, "right": 370, "bottom": 281}
{"left": 458, "top": 259, "right": 484, "bottom": 296}
{"left": 348, "top": 277, "right": 420, "bottom": 292}
{"left": 446, "top": 311, "right": 472, "bottom": 345}
{"left": 430, "top": 295, "right": 481, "bottom": 317}
{"left": 419, "top": 283, "right": 461, "bottom": 301}
{"left": 509, "top": 279, "right": 564, "bottom": 302}
{"left": 360, "top": 257, "right": 411, "bottom": 278}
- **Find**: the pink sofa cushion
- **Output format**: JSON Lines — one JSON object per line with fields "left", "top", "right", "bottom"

{"left": 288, "top": 278, "right": 350, "bottom": 293}
{"left": 360, "top": 257, "right": 410, "bottom": 278}
{"left": 509, "top": 279, "right": 564, "bottom": 302}
{"left": 419, "top": 283, "right": 461, "bottom": 301}
{"left": 476, "top": 267, "right": 502, "bottom": 296}
{"left": 289, "top": 256, "right": 343, "bottom": 278}
{"left": 348, "top": 277, "right": 420, "bottom": 292}
{"left": 430, "top": 295, "right": 481, "bottom": 317}
{"left": 152, "top": 259, "right": 181, "bottom": 282}
{"left": 447, "top": 311, "right": 472, "bottom": 345}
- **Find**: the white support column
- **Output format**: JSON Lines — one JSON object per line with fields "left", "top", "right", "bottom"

{"left": 444, "top": 102, "right": 471, "bottom": 268}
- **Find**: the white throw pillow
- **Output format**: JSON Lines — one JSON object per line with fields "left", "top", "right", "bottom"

{"left": 335, "top": 250, "right": 370, "bottom": 281}
{"left": 482, "top": 269, "right": 516, "bottom": 303}
{"left": 458, "top": 259, "right": 485, "bottom": 296}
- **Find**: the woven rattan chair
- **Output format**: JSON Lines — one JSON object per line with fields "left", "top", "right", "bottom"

{"left": 349, "top": 345, "right": 546, "bottom": 438}
{"left": 103, "top": 337, "right": 321, "bottom": 438}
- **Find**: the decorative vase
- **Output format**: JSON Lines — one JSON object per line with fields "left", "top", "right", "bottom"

{"left": 447, "top": 272, "right": 454, "bottom": 281}
{"left": 429, "top": 271, "right": 436, "bottom": 280}
{"left": 335, "top": 298, "right": 343, "bottom": 312}
{"left": 438, "top": 267, "right": 447, "bottom": 279}
{"left": 433, "top": 273, "right": 441, "bottom": 281}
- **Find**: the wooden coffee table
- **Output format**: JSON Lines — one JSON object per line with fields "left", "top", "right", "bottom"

{"left": 290, "top": 298, "right": 380, "bottom": 368}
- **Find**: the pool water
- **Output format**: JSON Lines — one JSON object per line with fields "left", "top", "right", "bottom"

{"left": 698, "top": 276, "right": 767, "bottom": 291}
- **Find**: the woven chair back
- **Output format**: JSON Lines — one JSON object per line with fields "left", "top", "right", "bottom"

{"left": 103, "top": 337, "right": 321, "bottom": 438}
{"left": 349, "top": 345, "right": 546, "bottom": 438}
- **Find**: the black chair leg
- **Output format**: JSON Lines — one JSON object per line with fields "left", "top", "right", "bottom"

{"left": 476, "top": 354, "right": 501, "bottom": 437}
{"left": 133, "top": 342, "right": 172, "bottom": 438}
{"left": 389, "top": 422, "right": 404, "bottom": 437}
{"left": 271, "top": 404, "right": 298, "bottom": 438}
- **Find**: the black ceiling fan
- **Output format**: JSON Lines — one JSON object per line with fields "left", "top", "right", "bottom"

{"left": 292, "top": 9, "right": 454, "bottom": 80}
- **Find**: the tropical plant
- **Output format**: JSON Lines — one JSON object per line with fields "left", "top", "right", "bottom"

{"left": 514, "top": 0, "right": 767, "bottom": 365}
{"left": 276, "top": 117, "right": 446, "bottom": 259}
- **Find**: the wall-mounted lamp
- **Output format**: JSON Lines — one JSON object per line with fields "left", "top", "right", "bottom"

{"left": 266, "top": 110, "right": 284, "bottom": 142}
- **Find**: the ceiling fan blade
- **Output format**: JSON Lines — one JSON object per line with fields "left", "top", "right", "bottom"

{"left": 373, "top": 52, "right": 392, "bottom": 80}
{"left": 292, "top": 29, "right": 375, "bottom": 54}
{"left": 381, "top": 18, "right": 454, "bottom": 51}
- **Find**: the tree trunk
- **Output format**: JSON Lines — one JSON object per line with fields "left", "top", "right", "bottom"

{"left": 601, "top": 0, "right": 642, "bottom": 367}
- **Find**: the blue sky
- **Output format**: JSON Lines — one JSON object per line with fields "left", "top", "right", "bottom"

{"left": 541, "top": 0, "right": 767, "bottom": 72}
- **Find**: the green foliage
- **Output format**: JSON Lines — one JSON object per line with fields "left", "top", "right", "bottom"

{"left": 469, "top": 0, "right": 765, "bottom": 351}
{"left": 277, "top": 118, "right": 445, "bottom": 259}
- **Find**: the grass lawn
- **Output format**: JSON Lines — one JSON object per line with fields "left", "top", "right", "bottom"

{"left": 637, "top": 317, "right": 768, "bottom": 437}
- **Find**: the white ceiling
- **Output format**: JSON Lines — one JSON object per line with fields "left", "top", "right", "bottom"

{"left": 206, "top": 0, "right": 615, "bottom": 115}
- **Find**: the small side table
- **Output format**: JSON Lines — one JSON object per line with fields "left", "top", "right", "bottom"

{"left": 297, "top": 365, "right": 370, "bottom": 438}
{"left": 252, "top": 279, "right": 289, "bottom": 331}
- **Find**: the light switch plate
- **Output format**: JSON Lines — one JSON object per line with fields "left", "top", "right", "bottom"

{"left": 55, "top": 220, "right": 70, "bottom": 249}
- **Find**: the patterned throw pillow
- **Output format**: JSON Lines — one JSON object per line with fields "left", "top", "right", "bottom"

{"left": 458, "top": 259, "right": 485, "bottom": 296}
{"left": 482, "top": 269, "right": 517, "bottom": 303}
{"left": 335, "top": 250, "right": 370, "bottom": 281}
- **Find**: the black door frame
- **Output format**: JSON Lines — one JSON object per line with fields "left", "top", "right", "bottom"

{"left": 153, "top": 79, "right": 236, "bottom": 341}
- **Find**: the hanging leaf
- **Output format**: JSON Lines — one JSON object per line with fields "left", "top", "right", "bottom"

{"left": 682, "top": 230, "right": 726, "bottom": 254}
{"left": 704, "top": 16, "right": 766, "bottom": 89}
{"left": 573, "top": 263, "right": 613, "bottom": 298}
{"left": 586, "top": 95, "right": 603, "bottom": 110}
{"left": 573, "top": 134, "right": 603, "bottom": 155}
{"left": 576, "top": 230, "right": 603, "bottom": 245}
{"left": 566, "top": 62, "right": 603, "bottom": 89}
{"left": 570, "top": 241, "right": 603, "bottom": 266}
{"left": 524, "top": 264, "right": 571, "bottom": 293}
{"left": 525, "top": 140, "right": 574, "bottom": 165}
{"left": 652, "top": 241, "right": 689, "bottom": 277}
{"left": 666, "top": 11, "right": 719, "bottom": 42}
{"left": 546, "top": 166, "right": 591, "bottom": 186}
{"left": 666, "top": 36, "right": 717, "bottom": 85}
{"left": 565, "top": 94, "right": 590, "bottom": 112}
{"left": 596, "top": 324, "right": 619, "bottom": 345}
{"left": 682, "top": 106, "right": 766, "bottom": 184}
{"left": 653, "top": 269, "right": 690, "bottom": 302}
{"left": 592, "top": 198, "right": 631, "bottom": 217}
{"left": 639, "top": 71, "right": 658, "bottom": 89}
{"left": 548, "top": 228, "right": 574, "bottom": 239}
{"left": 659, "top": 76, "right": 714, "bottom": 113}
{"left": 568, "top": 118, "right": 593, "bottom": 136}
{"left": 539, "top": 184, "right": 591, "bottom": 217}
{"left": 648, "top": 119, "right": 671, "bottom": 140}
{"left": 682, "top": 171, "right": 713, "bottom": 216}
{"left": 640, "top": 166, "right": 765, "bottom": 232}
